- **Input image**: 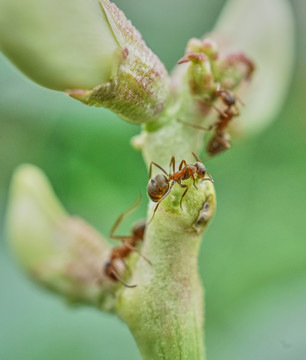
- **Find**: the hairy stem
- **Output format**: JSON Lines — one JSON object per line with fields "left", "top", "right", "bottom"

{"left": 118, "top": 109, "right": 216, "bottom": 359}
{"left": 119, "top": 176, "right": 215, "bottom": 359}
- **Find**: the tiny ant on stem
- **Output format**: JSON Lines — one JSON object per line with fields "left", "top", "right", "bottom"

{"left": 147, "top": 153, "right": 213, "bottom": 222}
{"left": 180, "top": 86, "right": 242, "bottom": 156}
{"left": 104, "top": 198, "right": 148, "bottom": 288}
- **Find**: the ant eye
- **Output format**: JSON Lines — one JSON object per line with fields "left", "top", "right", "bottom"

{"left": 195, "top": 162, "right": 207, "bottom": 178}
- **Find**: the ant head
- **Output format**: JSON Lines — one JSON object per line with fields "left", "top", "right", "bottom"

{"left": 194, "top": 161, "right": 207, "bottom": 178}
{"left": 132, "top": 219, "right": 146, "bottom": 240}
{"left": 147, "top": 174, "right": 169, "bottom": 202}
{"left": 222, "top": 90, "right": 236, "bottom": 106}
{"left": 216, "top": 89, "right": 236, "bottom": 106}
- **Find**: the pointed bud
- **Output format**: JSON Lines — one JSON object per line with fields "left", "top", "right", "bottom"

{"left": 5, "top": 165, "right": 115, "bottom": 309}
{"left": 68, "top": 0, "right": 170, "bottom": 123}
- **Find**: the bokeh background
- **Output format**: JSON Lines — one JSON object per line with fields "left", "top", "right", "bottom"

{"left": 0, "top": 0, "right": 305, "bottom": 359}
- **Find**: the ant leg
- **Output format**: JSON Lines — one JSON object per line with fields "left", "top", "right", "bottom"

{"left": 228, "top": 103, "right": 240, "bottom": 117}
{"left": 235, "top": 94, "right": 245, "bottom": 106}
{"left": 204, "top": 170, "right": 214, "bottom": 183}
{"left": 110, "top": 197, "right": 141, "bottom": 242}
{"left": 212, "top": 104, "right": 228, "bottom": 117}
{"left": 149, "top": 161, "right": 168, "bottom": 179}
{"left": 178, "top": 119, "right": 214, "bottom": 131}
{"left": 169, "top": 156, "right": 176, "bottom": 174}
{"left": 148, "top": 181, "right": 176, "bottom": 224}
{"left": 124, "top": 243, "right": 152, "bottom": 265}
{"left": 217, "top": 134, "right": 231, "bottom": 150}
{"left": 110, "top": 268, "right": 137, "bottom": 288}
{"left": 191, "top": 173, "right": 198, "bottom": 189}
{"left": 179, "top": 159, "right": 187, "bottom": 170}
{"left": 177, "top": 182, "right": 189, "bottom": 210}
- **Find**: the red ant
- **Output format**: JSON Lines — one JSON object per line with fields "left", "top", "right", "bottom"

{"left": 104, "top": 199, "right": 147, "bottom": 288}
{"left": 147, "top": 152, "right": 213, "bottom": 221}
{"left": 208, "top": 87, "right": 242, "bottom": 156}
{"left": 180, "top": 86, "right": 242, "bottom": 156}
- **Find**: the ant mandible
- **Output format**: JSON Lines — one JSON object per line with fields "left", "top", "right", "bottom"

{"left": 104, "top": 199, "right": 147, "bottom": 288}
{"left": 147, "top": 152, "right": 213, "bottom": 222}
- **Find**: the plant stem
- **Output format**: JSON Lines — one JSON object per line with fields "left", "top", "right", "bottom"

{"left": 119, "top": 227, "right": 206, "bottom": 359}
{"left": 119, "top": 112, "right": 216, "bottom": 358}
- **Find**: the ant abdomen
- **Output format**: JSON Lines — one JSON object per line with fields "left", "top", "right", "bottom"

{"left": 207, "top": 132, "right": 231, "bottom": 156}
{"left": 147, "top": 174, "right": 169, "bottom": 202}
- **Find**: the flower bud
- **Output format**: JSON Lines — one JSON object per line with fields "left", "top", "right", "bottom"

{"left": 6, "top": 165, "right": 115, "bottom": 309}
{"left": 186, "top": 38, "right": 218, "bottom": 60}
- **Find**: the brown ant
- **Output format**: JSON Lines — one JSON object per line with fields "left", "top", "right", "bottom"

{"left": 214, "top": 86, "right": 242, "bottom": 114}
{"left": 207, "top": 87, "right": 241, "bottom": 156}
{"left": 179, "top": 87, "right": 242, "bottom": 156}
{"left": 104, "top": 199, "right": 147, "bottom": 288}
{"left": 147, "top": 152, "right": 213, "bottom": 222}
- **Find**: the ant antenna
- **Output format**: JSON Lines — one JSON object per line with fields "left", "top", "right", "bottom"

{"left": 111, "top": 268, "right": 137, "bottom": 288}
{"left": 178, "top": 119, "right": 214, "bottom": 131}
{"left": 205, "top": 170, "right": 214, "bottom": 183}
{"left": 212, "top": 104, "right": 231, "bottom": 118}
{"left": 192, "top": 152, "right": 202, "bottom": 162}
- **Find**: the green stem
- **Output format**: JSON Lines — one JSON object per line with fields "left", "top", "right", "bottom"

{"left": 119, "top": 110, "right": 216, "bottom": 358}
{"left": 119, "top": 226, "right": 205, "bottom": 359}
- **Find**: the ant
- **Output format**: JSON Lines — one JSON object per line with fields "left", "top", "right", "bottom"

{"left": 104, "top": 199, "right": 147, "bottom": 288}
{"left": 180, "top": 86, "right": 242, "bottom": 156}
{"left": 147, "top": 152, "right": 213, "bottom": 221}
{"left": 213, "top": 86, "right": 242, "bottom": 115}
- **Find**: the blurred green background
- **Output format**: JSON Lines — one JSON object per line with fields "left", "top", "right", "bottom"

{"left": 1, "top": 0, "right": 305, "bottom": 359}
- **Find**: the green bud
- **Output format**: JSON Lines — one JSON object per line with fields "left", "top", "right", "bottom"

{"left": 68, "top": 0, "right": 170, "bottom": 123}
{"left": 6, "top": 165, "right": 116, "bottom": 310}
